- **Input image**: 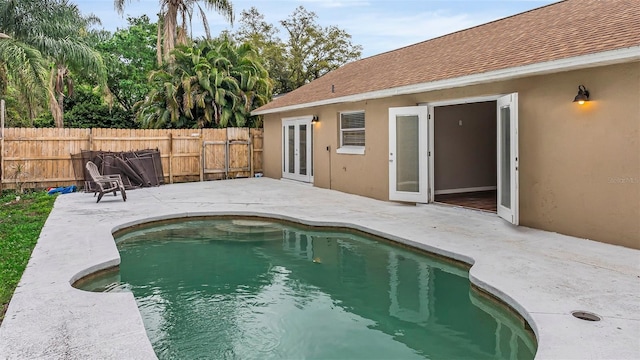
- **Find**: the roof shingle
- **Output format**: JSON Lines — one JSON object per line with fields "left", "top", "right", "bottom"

{"left": 256, "top": 0, "right": 640, "bottom": 113}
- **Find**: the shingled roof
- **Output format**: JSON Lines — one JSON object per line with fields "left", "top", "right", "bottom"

{"left": 254, "top": 0, "right": 640, "bottom": 115}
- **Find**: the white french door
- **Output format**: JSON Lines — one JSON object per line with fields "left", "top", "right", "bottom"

{"left": 282, "top": 116, "right": 313, "bottom": 182}
{"left": 389, "top": 106, "right": 429, "bottom": 202}
{"left": 497, "top": 93, "right": 519, "bottom": 225}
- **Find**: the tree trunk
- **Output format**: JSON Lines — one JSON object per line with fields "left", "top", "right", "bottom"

{"left": 50, "top": 65, "right": 67, "bottom": 128}
{"left": 156, "top": 15, "right": 163, "bottom": 67}
{"left": 163, "top": 5, "right": 178, "bottom": 63}
{"left": 47, "top": 89, "right": 62, "bottom": 128}
{"left": 55, "top": 91, "right": 64, "bottom": 128}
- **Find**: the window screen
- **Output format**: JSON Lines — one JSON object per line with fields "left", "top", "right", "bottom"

{"left": 340, "top": 112, "right": 365, "bottom": 147}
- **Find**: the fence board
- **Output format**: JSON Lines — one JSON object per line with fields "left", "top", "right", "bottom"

{"left": 0, "top": 127, "right": 263, "bottom": 190}
{"left": 202, "top": 129, "right": 226, "bottom": 180}
{"left": 251, "top": 128, "right": 264, "bottom": 175}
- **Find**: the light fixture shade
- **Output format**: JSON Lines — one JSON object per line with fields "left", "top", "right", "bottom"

{"left": 573, "top": 85, "right": 590, "bottom": 104}
{"left": 311, "top": 115, "right": 319, "bottom": 123}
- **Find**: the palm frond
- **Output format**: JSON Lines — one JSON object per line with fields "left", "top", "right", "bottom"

{"left": 196, "top": 4, "right": 212, "bottom": 39}
{"left": 201, "top": 0, "right": 234, "bottom": 24}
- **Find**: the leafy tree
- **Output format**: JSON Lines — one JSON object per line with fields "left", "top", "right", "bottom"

{"left": 212, "top": 39, "right": 272, "bottom": 126}
{"left": 0, "top": 6, "right": 50, "bottom": 123}
{"left": 281, "top": 6, "right": 362, "bottom": 91}
{"left": 95, "top": 15, "right": 159, "bottom": 113}
{"left": 136, "top": 38, "right": 271, "bottom": 129}
{"left": 1, "top": 86, "right": 39, "bottom": 127}
{"left": 0, "top": 0, "right": 107, "bottom": 127}
{"left": 114, "top": 0, "right": 234, "bottom": 65}
{"left": 64, "top": 85, "right": 135, "bottom": 128}
{"left": 232, "top": 7, "right": 287, "bottom": 94}
{"left": 31, "top": 85, "right": 135, "bottom": 128}
{"left": 233, "top": 6, "right": 362, "bottom": 94}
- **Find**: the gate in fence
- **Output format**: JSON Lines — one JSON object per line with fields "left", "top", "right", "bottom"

{"left": 203, "top": 138, "right": 252, "bottom": 179}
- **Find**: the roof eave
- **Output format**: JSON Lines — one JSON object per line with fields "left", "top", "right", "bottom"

{"left": 252, "top": 45, "right": 640, "bottom": 116}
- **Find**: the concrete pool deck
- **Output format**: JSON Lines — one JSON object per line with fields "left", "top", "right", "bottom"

{"left": 0, "top": 178, "right": 638, "bottom": 359}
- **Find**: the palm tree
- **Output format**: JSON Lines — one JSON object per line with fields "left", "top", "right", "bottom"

{"left": 0, "top": 1, "right": 52, "bottom": 123}
{"left": 114, "top": 0, "right": 234, "bottom": 65}
{"left": 0, "top": 0, "right": 107, "bottom": 127}
{"left": 221, "top": 42, "right": 271, "bottom": 126}
{"left": 137, "top": 41, "right": 239, "bottom": 128}
{"left": 174, "top": 43, "right": 237, "bottom": 127}
{"left": 0, "top": 33, "right": 50, "bottom": 121}
{"left": 136, "top": 38, "right": 271, "bottom": 128}
{"left": 135, "top": 70, "right": 180, "bottom": 128}
{"left": 203, "top": 40, "right": 270, "bottom": 126}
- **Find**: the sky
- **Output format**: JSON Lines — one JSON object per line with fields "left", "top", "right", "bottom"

{"left": 74, "top": 0, "right": 558, "bottom": 58}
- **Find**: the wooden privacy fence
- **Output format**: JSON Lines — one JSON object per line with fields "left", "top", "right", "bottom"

{"left": 0, "top": 127, "right": 263, "bottom": 191}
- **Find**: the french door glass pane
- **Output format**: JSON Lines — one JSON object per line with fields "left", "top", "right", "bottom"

{"left": 396, "top": 115, "right": 420, "bottom": 192}
{"left": 299, "top": 125, "right": 307, "bottom": 175}
{"left": 288, "top": 125, "right": 295, "bottom": 173}
{"left": 500, "top": 107, "right": 511, "bottom": 208}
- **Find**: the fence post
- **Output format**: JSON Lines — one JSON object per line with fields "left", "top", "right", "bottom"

{"left": 199, "top": 128, "right": 204, "bottom": 182}
{"left": 0, "top": 99, "right": 4, "bottom": 192}
{"left": 249, "top": 131, "right": 254, "bottom": 178}
{"left": 88, "top": 128, "right": 93, "bottom": 151}
{"left": 168, "top": 132, "right": 173, "bottom": 184}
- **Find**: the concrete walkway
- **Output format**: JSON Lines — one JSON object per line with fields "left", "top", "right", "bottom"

{"left": 0, "top": 178, "right": 638, "bottom": 359}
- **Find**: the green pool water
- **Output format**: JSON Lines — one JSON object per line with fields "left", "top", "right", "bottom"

{"left": 79, "top": 218, "right": 536, "bottom": 359}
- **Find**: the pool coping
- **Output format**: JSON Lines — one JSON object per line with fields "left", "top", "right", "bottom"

{"left": 1, "top": 178, "right": 638, "bottom": 359}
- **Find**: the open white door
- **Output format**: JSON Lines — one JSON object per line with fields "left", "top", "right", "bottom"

{"left": 389, "top": 106, "right": 428, "bottom": 202}
{"left": 282, "top": 116, "right": 312, "bottom": 182}
{"left": 497, "top": 94, "right": 519, "bottom": 224}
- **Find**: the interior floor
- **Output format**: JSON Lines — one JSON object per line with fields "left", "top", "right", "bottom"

{"left": 435, "top": 190, "right": 497, "bottom": 212}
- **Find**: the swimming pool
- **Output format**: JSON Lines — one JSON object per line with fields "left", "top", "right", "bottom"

{"left": 78, "top": 218, "right": 536, "bottom": 359}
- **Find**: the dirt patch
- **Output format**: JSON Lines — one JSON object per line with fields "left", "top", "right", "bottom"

{"left": 0, "top": 302, "right": 8, "bottom": 326}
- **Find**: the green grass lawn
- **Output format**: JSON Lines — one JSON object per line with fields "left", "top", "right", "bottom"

{"left": 0, "top": 191, "right": 56, "bottom": 324}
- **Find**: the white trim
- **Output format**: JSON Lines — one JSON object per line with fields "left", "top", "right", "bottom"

{"left": 336, "top": 146, "right": 365, "bottom": 155}
{"left": 428, "top": 106, "right": 435, "bottom": 202}
{"left": 340, "top": 110, "right": 365, "bottom": 116}
{"left": 282, "top": 117, "right": 313, "bottom": 183}
{"left": 339, "top": 110, "right": 366, "bottom": 148}
{"left": 253, "top": 46, "right": 640, "bottom": 115}
{"left": 281, "top": 115, "right": 314, "bottom": 123}
{"left": 496, "top": 93, "right": 519, "bottom": 225}
{"left": 434, "top": 186, "right": 497, "bottom": 195}
{"left": 426, "top": 96, "right": 500, "bottom": 202}
{"left": 420, "top": 94, "right": 501, "bottom": 107}
{"left": 389, "top": 106, "right": 429, "bottom": 203}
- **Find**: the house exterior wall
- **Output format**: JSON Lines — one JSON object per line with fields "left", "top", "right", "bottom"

{"left": 263, "top": 62, "right": 640, "bottom": 249}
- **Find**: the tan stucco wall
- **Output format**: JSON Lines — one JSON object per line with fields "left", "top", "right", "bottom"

{"left": 262, "top": 62, "right": 640, "bottom": 249}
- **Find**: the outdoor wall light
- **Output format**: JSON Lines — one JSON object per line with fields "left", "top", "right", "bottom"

{"left": 312, "top": 115, "right": 319, "bottom": 123}
{"left": 573, "top": 85, "right": 590, "bottom": 105}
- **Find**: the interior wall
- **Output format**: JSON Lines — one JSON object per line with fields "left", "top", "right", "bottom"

{"left": 434, "top": 102, "right": 497, "bottom": 192}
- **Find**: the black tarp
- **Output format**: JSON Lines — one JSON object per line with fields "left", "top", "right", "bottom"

{"left": 72, "top": 149, "right": 164, "bottom": 191}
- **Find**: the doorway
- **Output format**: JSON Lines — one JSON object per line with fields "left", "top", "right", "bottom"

{"left": 389, "top": 93, "right": 519, "bottom": 225}
{"left": 433, "top": 101, "right": 498, "bottom": 212}
{"left": 282, "top": 116, "right": 313, "bottom": 183}
{"left": 430, "top": 94, "right": 519, "bottom": 224}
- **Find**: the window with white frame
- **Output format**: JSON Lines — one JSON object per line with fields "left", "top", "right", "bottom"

{"left": 338, "top": 111, "right": 365, "bottom": 154}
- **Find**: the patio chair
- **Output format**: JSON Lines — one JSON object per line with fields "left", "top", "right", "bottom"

{"left": 85, "top": 161, "right": 127, "bottom": 203}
